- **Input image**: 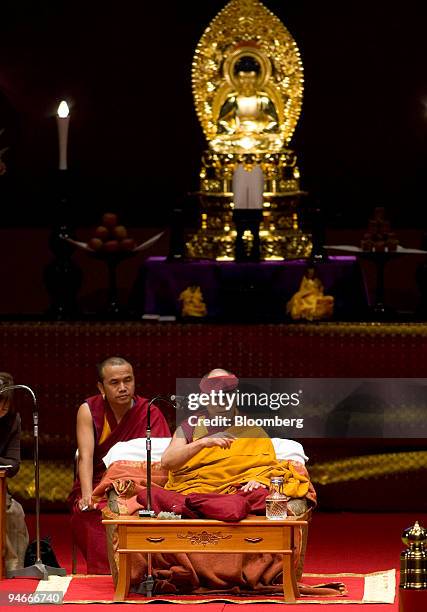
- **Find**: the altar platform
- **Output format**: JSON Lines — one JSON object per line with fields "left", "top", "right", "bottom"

{"left": 133, "top": 255, "right": 368, "bottom": 321}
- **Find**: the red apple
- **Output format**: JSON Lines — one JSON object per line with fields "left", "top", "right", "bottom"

{"left": 88, "top": 237, "right": 103, "bottom": 251}
{"left": 102, "top": 212, "right": 118, "bottom": 228}
{"left": 103, "top": 240, "right": 120, "bottom": 252}
{"left": 94, "top": 225, "right": 110, "bottom": 241}
{"left": 120, "top": 238, "right": 136, "bottom": 251}
{"left": 112, "top": 225, "right": 128, "bottom": 240}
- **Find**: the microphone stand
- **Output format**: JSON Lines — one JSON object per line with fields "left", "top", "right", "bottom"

{"left": 0, "top": 385, "right": 66, "bottom": 580}
{"left": 136, "top": 395, "right": 175, "bottom": 598}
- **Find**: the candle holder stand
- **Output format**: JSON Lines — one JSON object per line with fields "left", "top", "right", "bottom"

{"left": 359, "top": 251, "right": 401, "bottom": 320}
{"left": 90, "top": 251, "right": 135, "bottom": 318}
{"left": 43, "top": 171, "right": 82, "bottom": 319}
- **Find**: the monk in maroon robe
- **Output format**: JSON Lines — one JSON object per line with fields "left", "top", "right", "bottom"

{"left": 68, "top": 356, "right": 170, "bottom": 574}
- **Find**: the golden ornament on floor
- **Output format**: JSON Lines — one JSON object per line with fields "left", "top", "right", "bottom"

{"left": 179, "top": 286, "right": 207, "bottom": 318}
{"left": 187, "top": 0, "right": 312, "bottom": 261}
{"left": 400, "top": 521, "right": 427, "bottom": 589}
{"left": 287, "top": 267, "right": 334, "bottom": 321}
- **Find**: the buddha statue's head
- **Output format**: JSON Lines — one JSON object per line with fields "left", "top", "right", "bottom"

{"left": 236, "top": 71, "right": 257, "bottom": 96}
{"left": 233, "top": 56, "right": 261, "bottom": 97}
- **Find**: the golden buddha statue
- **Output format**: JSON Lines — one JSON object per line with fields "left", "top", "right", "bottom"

{"left": 286, "top": 268, "right": 334, "bottom": 321}
{"left": 179, "top": 286, "right": 207, "bottom": 318}
{"left": 211, "top": 55, "right": 282, "bottom": 154}
{"left": 186, "top": 0, "right": 312, "bottom": 261}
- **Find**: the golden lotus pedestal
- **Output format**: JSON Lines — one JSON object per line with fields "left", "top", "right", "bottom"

{"left": 186, "top": 150, "right": 312, "bottom": 261}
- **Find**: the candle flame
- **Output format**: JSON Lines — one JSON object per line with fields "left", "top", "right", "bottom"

{"left": 57, "top": 101, "right": 70, "bottom": 118}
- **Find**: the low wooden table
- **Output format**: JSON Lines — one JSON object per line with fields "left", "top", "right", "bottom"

{"left": 103, "top": 516, "right": 307, "bottom": 602}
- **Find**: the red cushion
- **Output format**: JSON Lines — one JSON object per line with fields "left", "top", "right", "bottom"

{"left": 185, "top": 492, "right": 250, "bottom": 521}
{"left": 236, "top": 487, "right": 269, "bottom": 513}
{"left": 137, "top": 487, "right": 198, "bottom": 518}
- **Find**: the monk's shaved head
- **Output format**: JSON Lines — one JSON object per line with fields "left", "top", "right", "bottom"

{"left": 207, "top": 368, "right": 231, "bottom": 378}
{"left": 97, "top": 357, "right": 132, "bottom": 382}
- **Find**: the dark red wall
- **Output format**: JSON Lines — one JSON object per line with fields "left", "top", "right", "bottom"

{"left": 0, "top": 1, "right": 427, "bottom": 227}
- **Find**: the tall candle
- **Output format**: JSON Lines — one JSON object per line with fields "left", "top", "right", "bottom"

{"left": 56, "top": 100, "right": 70, "bottom": 170}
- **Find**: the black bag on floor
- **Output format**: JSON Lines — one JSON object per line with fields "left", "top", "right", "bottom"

{"left": 24, "top": 536, "right": 60, "bottom": 568}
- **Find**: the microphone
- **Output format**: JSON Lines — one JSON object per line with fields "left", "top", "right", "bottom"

{"left": 141, "top": 395, "right": 177, "bottom": 518}
{"left": 0, "top": 385, "right": 38, "bottom": 438}
{"left": 0, "top": 384, "right": 36, "bottom": 405}
{"left": 0, "top": 384, "right": 38, "bottom": 439}
{"left": 0, "top": 382, "right": 66, "bottom": 579}
{"left": 169, "top": 394, "right": 188, "bottom": 405}
{"left": 137, "top": 394, "right": 175, "bottom": 599}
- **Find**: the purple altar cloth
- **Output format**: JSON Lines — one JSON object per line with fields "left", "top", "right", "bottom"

{"left": 139, "top": 256, "right": 368, "bottom": 321}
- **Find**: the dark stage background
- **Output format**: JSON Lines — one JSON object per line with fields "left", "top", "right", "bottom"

{"left": 0, "top": 1, "right": 427, "bottom": 229}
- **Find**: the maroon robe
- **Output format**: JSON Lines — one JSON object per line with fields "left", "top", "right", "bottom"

{"left": 68, "top": 394, "right": 170, "bottom": 574}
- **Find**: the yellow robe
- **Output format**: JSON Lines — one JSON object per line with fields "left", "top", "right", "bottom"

{"left": 165, "top": 429, "right": 310, "bottom": 499}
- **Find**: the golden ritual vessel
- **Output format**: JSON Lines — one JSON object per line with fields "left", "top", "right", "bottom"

{"left": 186, "top": 0, "right": 312, "bottom": 261}
{"left": 400, "top": 521, "right": 427, "bottom": 590}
